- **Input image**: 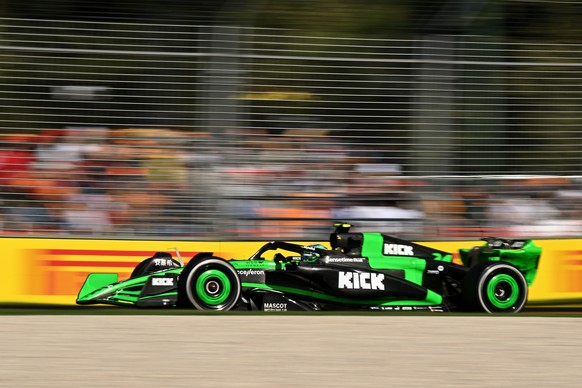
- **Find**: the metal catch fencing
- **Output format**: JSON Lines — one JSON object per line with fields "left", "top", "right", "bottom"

{"left": 1, "top": 18, "right": 582, "bottom": 240}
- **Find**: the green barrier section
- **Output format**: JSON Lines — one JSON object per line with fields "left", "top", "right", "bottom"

{"left": 1, "top": 237, "right": 580, "bottom": 305}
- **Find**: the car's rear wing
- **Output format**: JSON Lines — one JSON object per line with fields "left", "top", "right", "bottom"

{"left": 459, "top": 238, "right": 542, "bottom": 285}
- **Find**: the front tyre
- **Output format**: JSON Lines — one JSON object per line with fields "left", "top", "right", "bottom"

{"left": 178, "top": 257, "right": 241, "bottom": 311}
{"left": 463, "top": 262, "right": 528, "bottom": 313}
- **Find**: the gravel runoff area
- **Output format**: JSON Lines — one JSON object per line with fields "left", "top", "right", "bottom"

{"left": 1, "top": 315, "right": 581, "bottom": 387}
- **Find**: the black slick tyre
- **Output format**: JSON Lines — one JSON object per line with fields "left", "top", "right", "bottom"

{"left": 178, "top": 256, "right": 241, "bottom": 311}
{"left": 462, "top": 262, "right": 528, "bottom": 313}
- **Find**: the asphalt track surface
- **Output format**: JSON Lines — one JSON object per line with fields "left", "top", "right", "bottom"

{"left": 1, "top": 307, "right": 582, "bottom": 387}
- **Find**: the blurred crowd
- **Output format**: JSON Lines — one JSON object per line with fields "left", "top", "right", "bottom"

{"left": 2, "top": 127, "right": 582, "bottom": 240}
{"left": 0, "top": 127, "right": 206, "bottom": 236}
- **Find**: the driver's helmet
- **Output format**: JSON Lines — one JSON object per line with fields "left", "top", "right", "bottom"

{"left": 302, "top": 244, "right": 326, "bottom": 261}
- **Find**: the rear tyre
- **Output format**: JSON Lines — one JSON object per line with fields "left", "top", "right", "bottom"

{"left": 462, "top": 262, "right": 528, "bottom": 313}
{"left": 131, "top": 253, "right": 181, "bottom": 279}
{"left": 178, "top": 256, "right": 241, "bottom": 311}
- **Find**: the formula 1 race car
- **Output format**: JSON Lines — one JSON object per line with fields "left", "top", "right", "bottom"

{"left": 76, "top": 224, "right": 542, "bottom": 313}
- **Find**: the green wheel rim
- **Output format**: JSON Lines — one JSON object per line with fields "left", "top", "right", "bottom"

{"left": 486, "top": 274, "right": 519, "bottom": 309}
{"left": 195, "top": 269, "right": 231, "bottom": 306}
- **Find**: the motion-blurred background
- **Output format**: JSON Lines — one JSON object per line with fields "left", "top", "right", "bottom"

{"left": 1, "top": 0, "right": 582, "bottom": 240}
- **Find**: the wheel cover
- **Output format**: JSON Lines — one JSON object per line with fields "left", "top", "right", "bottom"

{"left": 486, "top": 274, "right": 519, "bottom": 309}
{"left": 476, "top": 263, "right": 528, "bottom": 313}
{"left": 182, "top": 257, "right": 241, "bottom": 311}
{"left": 195, "top": 269, "right": 231, "bottom": 306}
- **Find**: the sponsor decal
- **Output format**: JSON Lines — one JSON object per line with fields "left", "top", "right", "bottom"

{"left": 427, "top": 265, "right": 445, "bottom": 275}
{"left": 371, "top": 306, "right": 437, "bottom": 311}
{"left": 383, "top": 244, "right": 414, "bottom": 256}
{"left": 152, "top": 277, "right": 174, "bottom": 286}
{"left": 327, "top": 257, "right": 366, "bottom": 263}
{"left": 264, "top": 302, "right": 287, "bottom": 312}
{"left": 338, "top": 271, "right": 385, "bottom": 290}
{"left": 153, "top": 258, "right": 176, "bottom": 267}
{"left": 236, "top": 269, "right": 265, "bottom": 277}
{"left": 511, "top": 241, "right": 525, "bottom": 249}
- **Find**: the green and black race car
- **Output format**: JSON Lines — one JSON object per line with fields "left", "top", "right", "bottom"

{"left": 77, "top": 224, "right": 542, "bottom": 313}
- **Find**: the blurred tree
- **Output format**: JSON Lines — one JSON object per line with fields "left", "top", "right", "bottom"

{"left": 245, "top": 0, "right": 411, "bottom": 38}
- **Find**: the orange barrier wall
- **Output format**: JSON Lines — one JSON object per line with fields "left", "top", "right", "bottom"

{"left": 1, "top": 237, "right": 580, "bottom": 305}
